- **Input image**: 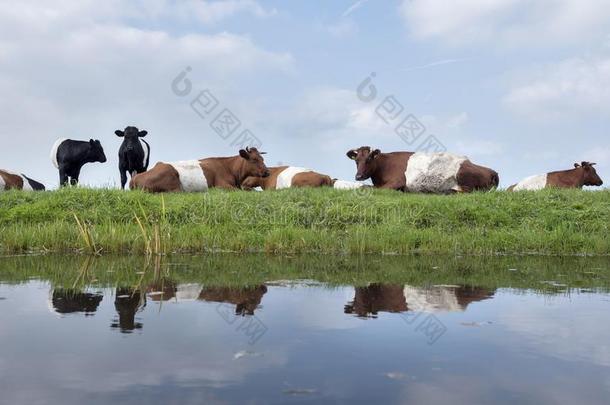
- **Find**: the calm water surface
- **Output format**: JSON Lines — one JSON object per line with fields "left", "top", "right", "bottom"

{"left": 0, "top": 255, "right": 609, "bottom": 404}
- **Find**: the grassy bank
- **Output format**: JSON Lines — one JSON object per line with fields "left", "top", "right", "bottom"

{"left": 0, "top": 187, "right": 609, "bottom": 255}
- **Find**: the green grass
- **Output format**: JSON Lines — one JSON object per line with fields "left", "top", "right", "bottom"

{"left": 0, "top": 187, "right": 609, "bottom": 255}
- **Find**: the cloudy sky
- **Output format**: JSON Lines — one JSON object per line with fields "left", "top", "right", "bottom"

{"left": 1, "top": 0, "right": 609, "bottom": 188}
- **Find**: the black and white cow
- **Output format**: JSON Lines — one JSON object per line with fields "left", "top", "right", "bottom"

{"left": 50, "top": 139, "right": 107, "bottom": 186}
{"left": 0, "top": 170, "right": 45, "bottom": 191}
{"left": 115, "top": 126, "right": 150, "bottom": 189}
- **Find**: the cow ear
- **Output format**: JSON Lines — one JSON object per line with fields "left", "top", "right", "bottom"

{"left": 89, "top": 139, "right": 95, "bottom": 144}
{"left": 346, "top": 149, "right": 358, "bottom": 160}
{"left": 370, "top": 149, "right": 381, "bottom": 159}
{"left": 115, "top": 130, "right": 124, "bottom": 137}
{"left": 138, "top": 130, "right": 148, "bottom": 137}
{"left": 574, "top": 163, "right": 580, "bottom": 168}
{"left": 239, "top": 149, "right": 250, "bottom": 160}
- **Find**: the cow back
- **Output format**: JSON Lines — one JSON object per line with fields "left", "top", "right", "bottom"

{"left": 168, "top": 161, "right": 208, "bottom": 192}
{"left": 513, "top": 174, "right": 548, "bottom": 191}
{"left": 405, "top": 152, "right": 467, "bottom": 193}
{"left": 276, "top": 167, "right": 313, "bottom": 189}
{"left": 50, "top": 138, "right": 68, "bottom": 169}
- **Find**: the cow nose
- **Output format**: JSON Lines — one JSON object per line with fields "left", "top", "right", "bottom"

{"left": 355, "top": 174, "right": 365, "bottom": 181}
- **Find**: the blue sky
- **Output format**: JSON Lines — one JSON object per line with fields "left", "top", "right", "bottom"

{"left": 1, "top": 0, "right": 609, "bottom": 188}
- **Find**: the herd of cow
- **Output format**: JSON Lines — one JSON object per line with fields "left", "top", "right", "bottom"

{"left": 0, "top": 125, "right": 604, "bottom": 193}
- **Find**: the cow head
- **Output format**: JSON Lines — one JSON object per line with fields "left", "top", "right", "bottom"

{"left": 239, "top": 147, "right": 270, "bottom": 178}
{"left": 576, "top": 162, "right": 603, "bottom": 186}
{"left": 346, "top": 146, "right": 381, "bottom": 181}
{"left": 115, "top": 126, "right": 147, "bottom": 151}
{"left": 88, "top": 139, "right": 107, "bottom": 163}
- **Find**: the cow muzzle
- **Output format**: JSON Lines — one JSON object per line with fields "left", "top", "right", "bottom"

{"left": 355, "top": 174, "right": 366, "bottom": 181}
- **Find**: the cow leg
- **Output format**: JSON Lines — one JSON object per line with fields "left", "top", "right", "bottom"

{"left": 69, "top": 167, "right": 81, "bottom": 186}
{"left": 119, "top": 167, "right": 128, "bottom": 190}
{"left": 59, "top": 166, "right": 70, "bottom": 187}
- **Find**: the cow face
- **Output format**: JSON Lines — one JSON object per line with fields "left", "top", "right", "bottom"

{"left": 115, "top": 126, "right": 147, "bottom": 151}
{"left": 577, "top": 162, "right": 603, "bottom": 186}
{"left": 346, "top": 146, "right": 380, "bottom": 181}
{"left": 88, "top": 139, "right": 107, "bottom": 163}
{"left": 239, "top": 147, "right": 270, "bottom": 178}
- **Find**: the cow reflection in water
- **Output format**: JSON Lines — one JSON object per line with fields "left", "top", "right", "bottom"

{"left": 199, "top": 286, "right": 267, "bottom": 315}
{"left": 345, "top": 284, "right": 495, "bottom": 318}
{"left": 146, "top": 281, "right": 177, "bottom": 302}
{"left": 51, "top": 289, "right": 103, "bottom": 315}
{"left": 344, "top": 284, "right": 407, "bottom": 318}
{"left": 111, "top": 288, "right": 146, "bottom": 333}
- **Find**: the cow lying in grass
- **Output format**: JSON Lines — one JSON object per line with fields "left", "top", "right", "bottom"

{"left": 346, "top": 147, "right": 499, "bottom": 193}
{"left": 130, "top": 147, "right": 269, "bottom": 192}
{"left": 0, "top": 169, "right": 45, "bottom": 191}
{"left": 242, "top": 166, "right": 333, "bottom": 190}
{"left": 508, "top": 162, "right": 603, "bottom": 191}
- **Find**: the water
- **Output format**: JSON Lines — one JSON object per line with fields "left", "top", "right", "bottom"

{"left": 0, "top": 255, "right": 609, "bottom": 404}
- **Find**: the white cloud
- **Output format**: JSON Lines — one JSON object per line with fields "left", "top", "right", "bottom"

{"left": 342, "top": 0, "right": 369, "bottom": 18}
{"left": 0, "top": 0, "right": 292, "bottom": 188}
{"left": 504, "top": 56, "right": 610, "bottom": 120}
{"left": 325, "top": 19, "right": 358, "bottom": 38}
{"left": 399, "top": 0, "right": 610, "bottom": 48}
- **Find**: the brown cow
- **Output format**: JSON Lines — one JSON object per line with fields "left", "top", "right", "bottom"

{"left": 346, "top": 147, "right": 499, "bottom": 193}
{"left": 0, "top": 170, "right": 45, "bottom": 191}
{"left": 199, "top": 285, "right": 267, "bottom": 316}
{"left": 344, "top": 284, "right": 407, "bottom": 318}
{"left": 508, "top": 162, "right": 603, "bottom": 191}
{"left": 130, "top": 147, "right": 270, "bottom": 192}
{"left": 242, "top": 166, "right": 333, "bottom": 190}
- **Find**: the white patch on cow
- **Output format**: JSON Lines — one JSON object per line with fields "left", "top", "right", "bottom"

{"left": 333, "top": 180, "right": 364, "bottom": 190}
{"left": 405, "top": 152, "right": 468, "bottom": 193}
{"left": 403, "top": 286, "right": 463, "bottom": 313}
{"left": 176, "top": 284, "right": 203, "bottom": 301}
{"left": 276, "top": 167, "right": 313, "bottom": 189}
{"left": 512, "top": 174, "right": 548, "bottom": 191}
{"left": 140, "top": 139, "right": 150, "bottom": 168}
{"left": 0, "top": 173, "right": 5, "bottom": 191}
{"left": 21, "top": 176, "right": 33, "bottom": 191}
{"left": 168, "top": 160, "right": 208, "bottom": 192}
{"left": 50, "top": 138, "right": 67, "bottom": 169}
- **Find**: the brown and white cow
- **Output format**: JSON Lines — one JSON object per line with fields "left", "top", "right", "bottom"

{"left": 508, "top": 162, "right": 603, "bottom": 191}
{"left": 130, "top": 147, "right": 270, "bottom": 192}
{"left": 346, "top": 146, "right": 499, "bottom": 193}
{"left": 0, "top": 170, "right": 45, "bottom": 191}
{"left": 241, "top": 166, "right": 333, "bottom": 190}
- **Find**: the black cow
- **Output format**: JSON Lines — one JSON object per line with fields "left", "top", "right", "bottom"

{"left": 51, "top": 138, "right": 107, "bottom": 186}
{"left": 115, "top": 126, "right": 150, "bottom": 189}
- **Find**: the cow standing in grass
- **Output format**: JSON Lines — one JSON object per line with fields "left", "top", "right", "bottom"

{"left": 346, "top": 146, "right": 499, "bottom": 193}
{"left": 0, "top": 169, "right": 45, "bottom": 191}
{"left": 116, "top": 126, "right": 150, "bottom": 189}
{"left": 508, "top": 162, "right": 603, "bottom": 191}
{"left": 130, "top": 147, "right": 270, "bottom": 192}
{"left": 50, "top": 138, "right": 107, "bottom": 186}
{"left": 242, "top": 166, "right": 333, "bottom": 190}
